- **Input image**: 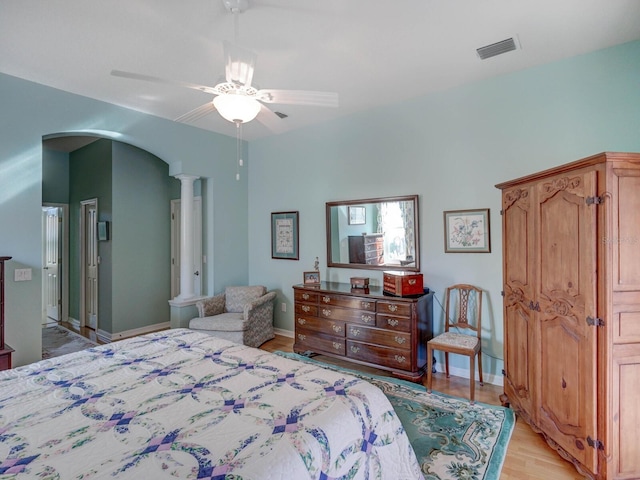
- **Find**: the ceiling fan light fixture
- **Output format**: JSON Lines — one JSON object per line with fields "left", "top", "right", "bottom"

{"left": 213, "top": 93, "right": 261, "bottom": 123}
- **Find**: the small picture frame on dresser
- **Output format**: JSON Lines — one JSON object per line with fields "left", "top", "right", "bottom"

{"left": 303, "top": 271, "right": 321, "bottom": 285}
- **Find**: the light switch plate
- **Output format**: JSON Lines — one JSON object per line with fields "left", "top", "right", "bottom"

{"left": 14, "top": 268, "right": 32, "bottom": 281}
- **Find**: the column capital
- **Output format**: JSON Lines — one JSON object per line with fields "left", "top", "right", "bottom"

{"left": 174, "top": 174, "right": 199, "bottom": 183}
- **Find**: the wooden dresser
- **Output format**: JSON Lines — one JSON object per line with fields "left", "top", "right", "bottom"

{"left": 496, "top": 152, "right": 640, "bottom": 480}
{"left": 0, "top": 256, "right": 13, "bottom": 371}
{"left": 348, "top": 234, "right": 384, "bottom": 265}
{"left": 293, "top": 281, "right": 433, "bottom": 382}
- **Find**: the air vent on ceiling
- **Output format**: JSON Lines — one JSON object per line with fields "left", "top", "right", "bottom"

{"left": 476, "top": 37, "right": 517, "bottom": 60}
{"left": 275, "top": 111, "right": 288, "bottom": 119}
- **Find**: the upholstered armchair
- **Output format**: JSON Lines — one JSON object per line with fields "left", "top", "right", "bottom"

{"left": 189, "top": 286, "right": 277, "bottom": 347}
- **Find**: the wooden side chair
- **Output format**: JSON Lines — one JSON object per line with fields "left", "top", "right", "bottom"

{"left": 427, "top": 284, "right": 483, "bottom": 403}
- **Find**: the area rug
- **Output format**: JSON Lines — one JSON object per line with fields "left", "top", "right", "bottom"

{"left": 276, "top": 351, "right": 515, "bottom": 480}
{"left": 42, "top": 325, "right": 98, "bottom": 359}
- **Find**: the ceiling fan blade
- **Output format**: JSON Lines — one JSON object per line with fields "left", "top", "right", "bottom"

{"left": 174, "top": 102, "right": 217, "bottom": 124}
{"left": 256, "top": 89, "right": 339, "bottom": 107}
{"left": 256, "top": 103, "right": 287, "bottom": 133}
{"left": 223, "top": 41, "right": 256, "bottom": 87}
{"left": 111, "top": 70, "right": 219, "bottom": 95}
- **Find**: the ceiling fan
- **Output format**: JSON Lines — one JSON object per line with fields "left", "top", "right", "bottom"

{"left": 111, "top": 0, "right": 339, "bottom": 132}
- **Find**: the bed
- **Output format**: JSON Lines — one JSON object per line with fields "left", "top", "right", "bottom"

{"left": 0, "top": 328, "right": 423, "bottom": 479}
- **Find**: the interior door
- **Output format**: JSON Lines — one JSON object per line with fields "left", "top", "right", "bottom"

{"left": 171, "top": 197, "right": 202, "bottom": 298}
{"left": 535, "top": 169, "right": 598, "bottom": 473}
{"left": 43, "top": 206, "right": 61, "bottom": 322}
{"left": 81, "top": 199, "right": 99, "bottom": 331}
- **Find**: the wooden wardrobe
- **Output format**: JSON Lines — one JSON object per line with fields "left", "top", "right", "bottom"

{"left": 496, "top": 152, "right": 640, "bottom": 480}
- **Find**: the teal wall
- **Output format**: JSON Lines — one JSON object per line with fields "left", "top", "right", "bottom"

{"left": 248, "top": 40, "right": 640, "bottom": 381}
{"left": 0, "top": 72, "right": 247, "bottom": 367}
{"left": 42, "top": 149, "right": 69, "bottom": 204}
{"left": 111, "top": 142, "right": 174, "bottom": 333}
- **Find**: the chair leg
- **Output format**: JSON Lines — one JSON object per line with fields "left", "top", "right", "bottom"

{"left": 426, "top": 344, "right": 433, "bottom": 393}
{"left": 445, "top": 352, "right": 450, "bottom": 378}
{"left": 469, "top": 354, "right": 475, "bottom": 404}
{"left": 478, "top": 351, "right": 484, "bottom": 386}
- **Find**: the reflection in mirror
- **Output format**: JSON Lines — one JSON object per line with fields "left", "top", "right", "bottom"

{"left": 326, "top": 195, "right": 420, "bottom": 272}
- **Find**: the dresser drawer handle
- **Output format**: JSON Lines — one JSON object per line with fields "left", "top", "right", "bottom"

{"left": 322, "top": 308, "right": 332, "bottom": 317}
{"left": 408, "top": 279, "right": 416, "bottom": 285}
{"left": 322, "top": 296, "right": 331, "bottom": 304}
{"left": 332, "top": 342, "right": 342, "bottom": 351}
{"left": 332, "top": 324, "right": 343, "bottom": 333}
{"left": 361, "top": 301, "right": 372, "bottom": 309}
{"left": 297, "top": 318, "right": 306, "bottom": 325}
{"left": 350, "top": 345, "right": 360, "bottom": 354}
{"left": 302, "top": 305, "right": 311, "bottom": 313}
{"left": 350, "top": 328, "right": 361, "bottom": 337}
{"left": 297, "top": 334, "right": 306, "bottom": 341}
{"left": 387, "top": 304, "right": 398, "bottom": 312}
{"left": 362, "top": 314, "right": 373, "bottom": 323}
{"left": 387, "top": 318, "right": 399, "bottom": 327}
{"left": 394, "top": 336, "right": 406, "bottom": 345}
{"left": 394, "top": 354, "right": 406, "bottom": 364}
{"left": 302, "top": 293, "right": 310, "bottom": 300}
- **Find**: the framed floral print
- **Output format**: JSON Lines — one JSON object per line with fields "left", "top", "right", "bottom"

{"left": 443, "top": 209, "right": 490, "bottom": 253}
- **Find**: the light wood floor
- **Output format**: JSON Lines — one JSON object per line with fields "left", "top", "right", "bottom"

{"left": 64, "top": 326, "right": 584, "bottom": 479}
{"left": 261, "top": 335, "right": 586, "bottom": 480}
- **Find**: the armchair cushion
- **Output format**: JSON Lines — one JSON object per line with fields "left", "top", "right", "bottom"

{"left": 225, "top": 286, "right": 266, "bottom": 313}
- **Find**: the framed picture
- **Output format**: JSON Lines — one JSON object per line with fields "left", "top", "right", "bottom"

{"left": 348, "top": 206, "right": 366, "bottom": 225}
{"left": 443, "top": 209, "right": 491, "bottom": 253}
{"left": 303, "top": 271, "right": 321, "bottom": 285}
{"left": 97, "top": 221, "right": 109, "bottom": 241}
{"left": 271, "top": 211, "right": 299, "bottom": 260}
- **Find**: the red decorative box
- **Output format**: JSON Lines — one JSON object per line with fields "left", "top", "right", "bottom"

{"left": 383, "top": 271, "right": 424, "bottom": 297}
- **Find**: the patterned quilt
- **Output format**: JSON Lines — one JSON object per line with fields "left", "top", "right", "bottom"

{"left": 0, "top": 329, "right": 423, "bottom": 479}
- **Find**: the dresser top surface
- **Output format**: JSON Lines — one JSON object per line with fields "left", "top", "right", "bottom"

{"left": 294, "top": 281, "right": 429, "bottom": 302}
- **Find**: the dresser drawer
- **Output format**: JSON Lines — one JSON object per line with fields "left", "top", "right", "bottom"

{"left": 295, "top": 291, "right": 319, "bottom": 304}
{"left": 295, "top": 303, "right": 318, "bottom": 316}
{"left": 295, "top": 315, "right": 345, "bottom": 337}
{"left": 319, "top": 294, "right": 375, "bottom": 311}
{"left": 319, "top": 305, "right": 376, "bottom": 326}
{"left": 376, "top": 314, "right": 412, "bottom": 332}
{"left": 295, "top": 329, "right": 345, "bottom": 356}
{"left": 377, "top": 301, "right": 412, "bottom": 317}
{"left": 346, "top": 341, "right": 412, "bottom": 370}
{"left": 346, "top": 325, "right": 411, "bottom": 350}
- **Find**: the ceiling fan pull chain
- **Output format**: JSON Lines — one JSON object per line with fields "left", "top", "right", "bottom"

{"left": 235, "top": 121, "right": 243, "bottom": 181}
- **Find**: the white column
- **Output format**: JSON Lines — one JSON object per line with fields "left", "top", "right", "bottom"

{"left": 174, "top": 174, "right": 199, "bottom": 300}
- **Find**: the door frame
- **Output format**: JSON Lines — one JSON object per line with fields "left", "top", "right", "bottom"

{"left": 41, "top": 203, "right": 69, "bottom": 325}
{"left": 80, "top": 198, "right": 98, "bottom": 329}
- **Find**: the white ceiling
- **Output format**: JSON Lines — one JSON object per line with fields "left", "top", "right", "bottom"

{"left": 2, "top": 0, "right": 640, "bottom": 142}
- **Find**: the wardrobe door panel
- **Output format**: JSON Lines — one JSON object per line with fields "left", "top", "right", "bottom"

{"left": 536, "top": 170, "right": 598, "bottom": 473}
{"left": 501, "top": 184, "right": 536, "bottom": 416}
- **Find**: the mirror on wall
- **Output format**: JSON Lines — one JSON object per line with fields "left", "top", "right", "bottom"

{"left": 326, "top": 195, "right": 420, "bottom": 272}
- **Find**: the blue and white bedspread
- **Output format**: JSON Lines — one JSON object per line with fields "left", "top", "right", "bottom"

{"left": 0, "top": 328, "right": 423, "bottom": 479}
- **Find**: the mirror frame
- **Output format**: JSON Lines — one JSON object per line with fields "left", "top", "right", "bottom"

{"left": 326, "top": 194, "right": 420, "bottom": 272}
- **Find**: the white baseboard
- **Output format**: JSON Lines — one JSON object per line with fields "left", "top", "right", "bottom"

{"left": 101, "top": 322, "right": 171, "bottom": 343}
{"left": 433, "top": 363, "right": 503, "bottom": 387}
{"left": 274, "top": 327, "right": 294, "bottom": 338}
{"left": 67, "top": 318, "right": 169, "bottom": 344}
